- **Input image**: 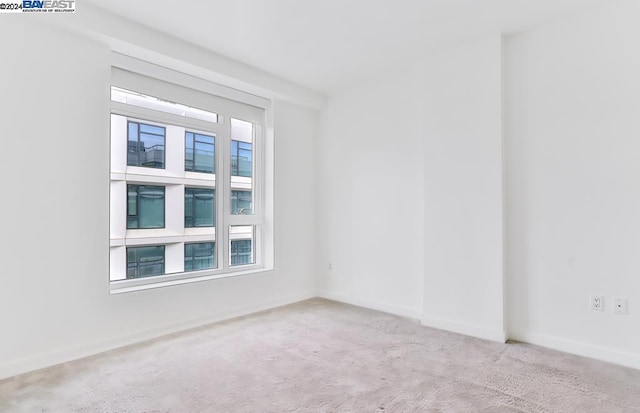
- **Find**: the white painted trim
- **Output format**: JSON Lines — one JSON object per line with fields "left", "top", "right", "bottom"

{"left": 318, "top": 291, "right": 422, "bottom": 321}
{"left": 4, "top": 296, "right": 638, "bottom": 380}
{"left": 509, "top": 331, "right": 640, "bottom": 371}
{"left": 44, "top": 4, "right": 327, "bottom": 110}
{"left": 421, "top": 315, "right": 507, "bottom": 343}
{"left": 112, "top": 52, "right": 271, "bottom": 110}
{"left": 110, "top": 267, "right": 268, "bottom": 295}
{"left": 0, "top": 292, "right": 315, "bottom": 381}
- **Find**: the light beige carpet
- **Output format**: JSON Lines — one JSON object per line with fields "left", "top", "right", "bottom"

{"left": 1, "top": 298, "right": 639, "bottom": 412}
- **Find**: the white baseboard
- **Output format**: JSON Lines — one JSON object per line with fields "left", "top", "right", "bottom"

{"left": 0, "top": 292, "right": 316, "bottom": 381}
{"left": 509, "top": 331, "right": 640, "bottom": 371}
{"left": 5, "top": 292, "right": 638, "bottom": 381}
{"left": 318, "top": 290, "right": 423, "bottom": 320}
{"left": 421, "top": 315, "right": 507, "bottom": 343}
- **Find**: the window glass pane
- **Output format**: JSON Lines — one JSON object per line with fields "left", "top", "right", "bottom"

{"left": 127, "top": 188, "right": 137, "bottom": 223}
{"left": 231, "top": 118, "right": 253, "bottom": 178}
{"left": 231, "top": 140, "right": 252, "bottom": 177}
{"left": 230, "top": 225, "right": 254, "bottom": 266}
{"left": 231, "top": 190, "right": 252, "bottom": 215}
{"left": 127, "top": 121, "right": 165, "bottom": 168}
{"left": 185, "top": 132, "right": 194, "bottom": 171}
{"left": 185, "top": 131, "right": 215, "bottom": 174}
{"left": 184, "top": 188, "right": 215, "bottom": 227}
{"left": 139, "top": 123, "right": 165, "bottom": 135}
{"left": 127, "top": 246, "right": 165, "bottom": 279}
{"left": 184, "top": 242, "right": 215, "bottom": 271}
{"left": 127, "top": 185, "right": 165, "bottom": 229}
{"left": 231, "top": 118, "right": 254, "bottom": 215}
{"left": 231, "top": 117, "right": 253, "bottom": 141}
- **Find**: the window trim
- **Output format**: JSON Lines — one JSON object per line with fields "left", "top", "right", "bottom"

{"left": 109, "top": 55, "right": 274, "bottom": 294}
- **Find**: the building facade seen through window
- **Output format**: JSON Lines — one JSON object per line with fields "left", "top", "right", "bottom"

{"left": 109, "top": 73, "right": 263, "bottom": 287}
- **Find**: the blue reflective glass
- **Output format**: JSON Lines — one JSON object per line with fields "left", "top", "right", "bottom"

{"left": 185, "top": 132, "right": 194, "bottom": 171}
{"left": 230, "top": 239, "right": 252, "bottom": 266}
{"left": 127, "top": 246, "right": 165, "bottom": 279}
{"left": 128, "top": 122, "right": 138, "bottom": 140}
{"left": 184, "top": 188, "right": 215, "bottom": 227}
{"left": 127, "top": 185, "right": 165, "bottom": 229}
{"left": 184, "top": 242, "right": 215, "bottom": 271}
{"left": 185, "top": 132, "right": 215, "bottom": 174}
{"left": 231, "top": 140, "right": 252, "bottom": 177}
{"left": 140, "top": 124, "right": 165, "bottom": 135}
{"left": 127, "top": 121, "right": 166, "bottom": 168}
{"left": 231, "top": 190, "right": 252, "bottom": 215}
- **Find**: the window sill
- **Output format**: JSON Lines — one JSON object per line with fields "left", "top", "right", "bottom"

{"left": 109, "top": 265, "right": 271, "bottom": 295}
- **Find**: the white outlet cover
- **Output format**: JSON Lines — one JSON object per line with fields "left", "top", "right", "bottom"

{"left": 590, "top": 295, "right": 604, "bottom": 311}
{"left": 613, "top": 297, "right": 628, "bottom": 315}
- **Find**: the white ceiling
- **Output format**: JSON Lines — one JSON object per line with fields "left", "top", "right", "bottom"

{"left": 85, "top": 0, "right": 609, "bottom": 94}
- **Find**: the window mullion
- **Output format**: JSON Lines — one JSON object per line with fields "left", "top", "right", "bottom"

{"left": 252, "top": 123, "right": 263, "bottom": 266}
{"left": 219, "top": 120, "right": 231, "bottom": 271}
{"left": 226, "top": 215, "right": 260, "bottom": 226}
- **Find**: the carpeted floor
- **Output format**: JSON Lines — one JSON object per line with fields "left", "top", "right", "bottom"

{"left": 1, "top": 298, "right": 639, "bottom": 412}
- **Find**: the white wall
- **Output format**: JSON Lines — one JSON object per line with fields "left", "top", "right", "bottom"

{"left": 318, "top": 2, "right": 640, "bottom": 368}
{"left": 0, "top": 19, "right": 318, "bottom": 379}
{"left": 504, "top": 0, "right": 640, "bottom": 368}
{"left": 317, "top": 65, "right": 425, "bottom": 319}
{"left": 317, "top": 35, "right": 504, "bottom": 332}
{"left": 421, "top": 35, "right": 505, "bottom": 342}
{"left": 318, "top": 2, "right": 640, "bottom": 369}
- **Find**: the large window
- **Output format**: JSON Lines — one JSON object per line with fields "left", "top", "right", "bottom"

{"left": 109, "top": 63, "right": 270, "bottom": 291}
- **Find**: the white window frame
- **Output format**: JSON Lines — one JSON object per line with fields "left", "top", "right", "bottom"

{"left": 109, "top": 53, "right": 274, "bottom": 294}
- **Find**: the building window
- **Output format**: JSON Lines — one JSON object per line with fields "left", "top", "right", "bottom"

{"left": 127, "top": 185, "right": 165, "bottom": 229}
{"left": 230, "top": 239, "right": 252, "bottom": 266}
{"left": 184, "top": 242, "right": 215, "bottom": 271}
{"left": 231, "top": 140, "right": 252, "bottom": 177}
{"left": 110, "top": 64, "right": 270, "bottom": 290}
{"left": 184, "top": 188, "right": 215, "bottom": 228}
{"left": 231, "top": 190, "right": 252, "bottom": 215}
{"left": 127, "top": 246, "right": 165, "bottom": 279}
{"left": 185, "top": 131, "right": 215, "bottom": 174}
{"left": 127, "top": 121, "right": 165, "bottom": 168}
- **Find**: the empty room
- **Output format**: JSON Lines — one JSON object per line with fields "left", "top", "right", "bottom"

{"left": 1, "top": 0, "right": 639, "bottom": 411}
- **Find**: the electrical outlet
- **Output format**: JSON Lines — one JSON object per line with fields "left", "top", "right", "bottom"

{"left": 328, "top": 262, "right": 332, "bottom": 271}
{"left": 590, "top": 295, "right": 604, "bottom": 311}
{"left": 613, "top": 297, "right": 628, "bottom": 315}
